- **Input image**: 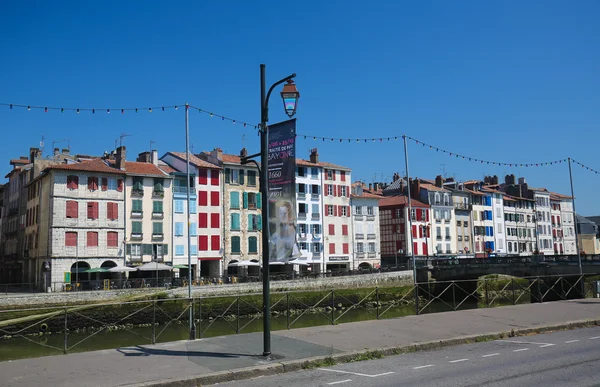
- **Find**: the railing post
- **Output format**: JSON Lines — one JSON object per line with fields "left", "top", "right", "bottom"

{"left": 236, "top": 297, "right": 240, "bottom": 334}
{"left": 560, "top": 276, "right": 565, "bottom": 300}
{"left": 484, "top": 279, "right": 490, "bottom": 307}
{"left": 63, "top": 307, "right": 68, "bottom": 354}
{"left": 511, "top": 279, "right": 516, "bottom": 305}
{"left": 331, "top": 290, "right": 335, "bottom": 324}
{"left": 286, "top": 293, "right": 290, "bottom": 329}
{"left": 538, "top": 277, "right": 543, "bottom": 303}
{"left": 415, "top": 283, "right": 420, "bottom": 315}
{"left": 152, "top": 300, "right": 156, "bottom": 344}
{"left": 452, "top": 281, "right": 457, "bottom": 310}
{"left": 376, "top": 287, "right": 380, "bottom": 320}
{"left": 190, "top": 298, "right": 196, "bottom": 340}
{"left": 198, "top": 297, "right": 202, "bottom": 339}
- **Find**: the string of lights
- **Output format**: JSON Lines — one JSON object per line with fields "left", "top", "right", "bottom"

{"left": 187, "top": 104, "right": 258, "bottom": 129}
{"left": 571, "top": 159, "right": 600, "bottom": 175}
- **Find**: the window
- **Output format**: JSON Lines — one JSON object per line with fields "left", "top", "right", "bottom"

{"left": 248, "top": 214, "right": 261, "bottom": 230}
{"left": 198, "top": 191, "right": 208, "bottom": 206}
{"left": 211, "top": 213, "right": 220, "bottom": 228}
{"left": 341, "top": 206, "right": 348, "bottom": 217}
{"left": 210, "top": 170, "right": 219, "bottom": 186}
{"left": 247, "top": 170, "right": 257, "bottom": 186}
{"left": 153, "top": 222, "right": 163, "bottom": 235}
{"left": 312, "top": 224, "right": 321, "bottom": 235}
{"left": 190, "top": 222, "right": 197, "bottom": 236}
{"left": 107, "top": 202, "right": 118, "bottom": 220}
{"left": 327, "top": 185, "right": 333, "bottom": 196}
{"left": 367, "top": 206, "right": 374, "bottom": 216}
{"left": 107, "top": 179, "right": 117, "bottom": 190}
{"left": 329, "top": 243, "right": 335, "bottom": 254}
{"left": 326, "top": 170, "right": 334, "bottom": 180}
{"left": 67, "top": 175, "right": 79, "bottom": 190}
{"left": 153, "top": 178, "right": 164, "bottom": 195}
{"left": 311, "top": 168, "right": 318, "bottom": 178}
{"left": 130, "top": 244, "right": 141, "bottom": 257}
{"left": 395, "top": 209, "right": 402, "bottom": 218}
{"left": 153, "top": 200, "right": 163, "bottom": 214}
{"left": 199, "top": 236, "right": 208, "bottom": 251}
{"left": 248, "top": 236, "right": 258, "bottom": 254}
{"left": 231, "top": 236, "right": 241, "bottom": 254}
{"left": 176, "top": 245, "right": 185, "bottom": 256}
{"left": 211, "top": 235, "right": 220, "bottom": 251}
{"left": 457, "top": 220, "right": 462, "bottom": 227}
{"left": 131, "top": 221, "right": 142, "bottom": 234}
{"left": 198, "top": 169, "right": 208, "bottom": 185}
{"left": 107, "top": 231, "right": 118, "bottom": 247}
{"left": 343, "top": 243, "right": 349, "bottom": 254}
{"left": 342, "top": 225, "right": 348, "bottom": 235}
{"left": 66, "top": 201, "right": 78, "bottom": 218}
{"left": 327, "top": 205, "right": 334, "bottom": 216}
{"left": 231, "top": 213, "right": 241, "bottom": 230}
{"left": 313, "top": 243, "right": 321, "bottom": 253}
{"left": 65, "top": 232, "right": 77, "bottom": 247}
{"left": 132, "top": 199, "right": 143, "bottom": 214}
{"left": 297, "top": 167, "right": 306, "bottom": 177}
{"left": 340, "top": 186, "right": 347, "bottom": 197}
{"left": 210, "top": 191, "right": 219, "bottom": 206}
{"left": 87, "top": 231, "right": 98, "bottom": 247}
{"left": 368, "top": 242, "right": 376, "bottom": 253}
{"left": 189, "top": 200, "right": 197, "bottom": 213}
{"left": 87, "top": 177, "right": 98, "bottom": 191}
{"left": 87, "top": 202, "right": 99, "bottom": 220}
{"left": 230, "top": 192, "right": 240, "bottom": 209}
{"left": 496, "top": 208, "right": 501, "bottom": 218}
{"left": 311, "top": 185, "right": 319, "bottom": 194}
{"left": 175, "top": 200, "right": 184, "bottom": 213}
{"left": 101, "top": 177, "right": 108, "bottom": 191}
{"left": 355, "top": 206, "right": 362, "bottom": 215}
{"left": 175, "top": 222, "right": 184, "bottom": 236}
{"left": 356, "top": 243, "right": 364, "bottom": 253}
{"left": 132, "top": 177, "right": 144, "bottom": 193}
{"left": 190, "top": 245, "right": 198, "bottom": 255}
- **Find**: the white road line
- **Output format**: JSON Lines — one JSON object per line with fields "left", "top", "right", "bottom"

{"left": 590, "top": 336, "right": 600, "bottom": 340}
{"left": 497, "top": 340, "right": 553, "bottom": 346}
{"left": 482, "top": 353, "right": 500, "bottom": 358}
{"left": 565, "top": 340, "right": 580, "bottom": 344}
{"left": 413, "top": 365, "right": 434, "bottom": 370}
{"left": 449, "top": 358, "right": 469, "bottom": 363}
{"left": 319, "top": 369, "right": 395, "bottom": 378}
{"left": 328, "top": 380, "right": 352, "bottom": 385}
{"left": 540, "top": 344, "right": 556, "bottom": 348}
{"left": 513, "top": 348, "right": 530, "bottom": 352}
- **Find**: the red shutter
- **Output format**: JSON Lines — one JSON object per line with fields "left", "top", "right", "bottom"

{"left": 332, "top": 171, "right": 336, "bottom": 181}
{"left": 334, "top": 205, "right": 338, "bottom": 216}
{"left": 199, "top": 213, "right": 208, "bottom": 228}
{"left": 65, "top": 232, "right": 77, "bottom": 247}
{"left": 347, "top": 205, "right": 351, "bottom": 216}
{"left": 417, "top": 210, "right": 422, "bottom": 221}
{"left": 199, "top": 236, "right": 209, "bottom": 251}
{"left": 412, "top": 225, "right": 417, "bottom": 238}
{"left": 101, "top": 178, "right": 108, "bottom": 191}
{"left": 422, "top": 242, "right": 428, "bottom": 256}
{"left": 342, "top": 225, "right": 348, "bottom": 235}
{"left": 329, "top": 243, "right": 335, "bottom": 254}
{"left": 347, "top": 187, "right": 350, "bottom": 198}
{"left": 198, "top": 169, "right": 208, "bottom": 185}
{"left": 343, "top": 243, "right": 349, "bottom": 254}
{"left": 210, "top": 191, "right": 219, "bottom": 206}
{"left": 94, "top": 202, "right": 99, "bottom": 219}
{"left": 210, "top": 235, "right": 220, "bottom": 251}
{"left": 340, "top": 171, "right": 346, "bottom": 182}
{"left": 87, "top": 202, "right": 93, "bottom": 219}
{"left": 419, "top": 226, "right": 423, "bottom": 238}
{"left": 338, "top": 205, "right": 343, "bottom": 217}
{"left": 413, "top": 242, "right": 418, "bottom": 255}
{"left": 329, "top": 224, "right": 335, "bottom": 235}
{"left": 107, "top": 232, "right": 118, "bottom": 247}
{"left": 211, "top": 213, "right": 220, "bottom": 228}
{"left": 199, "top": 191, "right": 208, "bottom": 206}
{"left": 107, "top": 203, "right": 112, "bottom": 220}
{"left": 426, "top": 209, "right": 430, "bottom": 222}
{"left": 337, "top": 185, "right": 341, "bottom": 197}
{"left": 88, "top": 177, "right": 93, "bottom": 190}
{"left": 117, "top": 179, "right": 123, "bottom": 192}
{"left": 210, "top": 169, "right": 219, "bottom": 186}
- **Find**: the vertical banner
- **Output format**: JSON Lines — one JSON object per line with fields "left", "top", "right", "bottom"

{"left": 268, "top": 118, "right": 300, "bottom": 262}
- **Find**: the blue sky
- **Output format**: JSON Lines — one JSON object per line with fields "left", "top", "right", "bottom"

{"left": 1, "top": 1, "right": 598, "bottom": 213}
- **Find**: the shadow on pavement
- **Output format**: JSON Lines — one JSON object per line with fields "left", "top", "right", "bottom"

{"left": 116, "top": 346, "right": 255, "bottom": 358}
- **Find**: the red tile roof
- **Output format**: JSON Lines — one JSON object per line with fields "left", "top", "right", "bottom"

{"left": 122, "top": 161, "right": 168, "bottom": 176}
{"left": 46, "top": 158, "right": 125, "bottom": 175}
{"left": 10, "top": 159, "right": 29, "bottom": 165}
{"left": 379, "top": 195, "right": 430, "bottom": 208}
{"left": 420, "top": 183, "right": 449, "bottom": 192}
{"left": 158, "top": 164, "right": 178, "bottom": 174}
{"left": 167, "top": 152, "right": 221, "bottom": 169}
{"left": 463, "top": 188, "right": 485, "bottom": 196}
{"left": 549, "top": 192, "right": 573, "bottom": 200}
{"left": 296, "top": 158, "right": 350, "bottom": 171}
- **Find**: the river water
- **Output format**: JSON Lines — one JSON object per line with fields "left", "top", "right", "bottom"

{"left": 0, "top": 298, "right": 510, "bottom": 362}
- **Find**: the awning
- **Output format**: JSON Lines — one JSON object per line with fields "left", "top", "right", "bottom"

{"left": 108, "top": 266, "right": 137, "bottom": 273}
{"left": 173, "top": 264, "right": 191, "bottom": 269}
{"left": 85, "top": 268, "right": 109, "bottom": 273}
{"left": 198, "top": 257, "right": 222, "bottom": 261}
{"left": 136, "top": 262, "right": 173, "bottom": 271}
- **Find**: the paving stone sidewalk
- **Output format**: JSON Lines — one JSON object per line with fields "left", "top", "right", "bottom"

{"left": 1, "top": 299, "right": 599, "bottom": 387}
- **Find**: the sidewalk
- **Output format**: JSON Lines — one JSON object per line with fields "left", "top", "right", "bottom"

{"left": 2, "top": 299, "right": 600, "bottom": 387}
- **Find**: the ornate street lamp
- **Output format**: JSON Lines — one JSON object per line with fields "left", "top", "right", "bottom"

{"left": 281, "top": 80, "right": 300, "bottom": 118}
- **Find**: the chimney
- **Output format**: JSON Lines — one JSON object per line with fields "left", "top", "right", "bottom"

{"left": 116, "top": 146, "right": 126, "bottom": 170}
{"left": 137, "top": 152, "right": 151, "bottom": 163}
{"left": 369, "top": 183, "right": 373, "bottom": 190}
{"left": 62, "top": 148, "right": 70, "bottom": 156}
{"left": 211, "top": 147, "right": 223, "bottom": 161}
{"left": 393, "top": 172, "right": 399, "bottom": 182}
{"left": 518, "top": 177, "right": 526, "bottom": 186}
{"left": 29, "top": 147, "right": 40, "bottom": 163}
{"left": 240, "top": 148, "right": 248, "bottom": 158}
{"left": 492, "top": 175, "right": 499, "bottom": 185}
{"left": 151, "top": 150, "right": 158, "bottom": 166}
{"left": 374, "top": 183, "right": 378, "bottom": 191}
{"left": 54, "top": 148, "right": 60, "bottom": 157}
{"left": 435, "top": 175, "right": 444, "bottom": 188}
{"left": 309, "top": 148, "right": 319, "bottom": 164}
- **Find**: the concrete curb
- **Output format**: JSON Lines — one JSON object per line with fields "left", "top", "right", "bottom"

{"left": 128, "top": 318, "right": 600, "bottom": 387}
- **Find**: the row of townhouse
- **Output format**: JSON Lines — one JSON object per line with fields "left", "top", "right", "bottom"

{"left": 377, "top": 173, "right": 579, "bottom": 265}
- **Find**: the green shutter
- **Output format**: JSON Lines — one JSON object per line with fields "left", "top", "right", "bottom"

{"left": 225, "top": 168, "right": 231, "bottom": 183}
{"left": 132, "top": 221, "right": 142, "bottom": 233}
{"left": 248, "top": 214, "right": 253, "bottom": 230}
{"left": 231, "top": 213, "right": 240, "bottom": 230}
{"left": 126, "top": 244, "right": 132, "bottom": 254}
{"left": 239, "top": 170, "right": 244, "bottom": 185}
{"left": 163, "top": 244, "right": 168, "bottom": 255}
{"left": 249, "top": 237, "right": 257, "bottom": 253}
{"left": 153, "top": 201, "right": 163, "bottom": 213}
{"left": 243, "top": 192, "right": 248, "bottom": 209}
{"left": 132, "top": 200, "right": 142, "bottom": 212}
{"left": 230, "top": 192, "right": 239, "bottom": 209}
{"left": 143, "top": 244, "right": 152, "bottom": 255}
{"left": 257, "top": 215, "right": 262, "bottom": 231}
{"left": 153, "top": 222, "right": 163, "bottom": 234}
{"left": 256, "top": 194, "right": 261, "bottom": 209}
{"left": 231, "top": 237, "right": 240, "bottom": 253}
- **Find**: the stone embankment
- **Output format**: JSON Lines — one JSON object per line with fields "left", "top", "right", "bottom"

{"left": 0, "top": 271, "right": 413, "bottom": 308}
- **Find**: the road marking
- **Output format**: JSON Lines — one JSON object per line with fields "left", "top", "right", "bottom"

{"left": 413, "top": 365, "right": 434, "bottom": 370}
{"left": 590, "top": 336, "right": 600, "bottom": 340}
{"left": 319, "top": 369, "right": 395, "bottom": 378}
{"left": 482, "top": 353, "right": 500, "bottom": 358}
{"left": 540, "top": 344, "right": 556, "bottom": 348}
{"left": 565, "top": 340, "right": 580, "bottom": 344}
{"left": 449, "top": 358, "right": 469, "bottom": 363}
{"left": 497, "top": 340, "right": 553, "bottom": 346}
{"left": 513, "top": 348, "right": 530, "bottom": 352}
{"left": 328, "top": 380, "right": 352, "bottom": 385}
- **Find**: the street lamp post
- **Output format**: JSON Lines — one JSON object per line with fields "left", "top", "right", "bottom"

{"left": 243, "top": 64, "right": 299, "bottom": 358}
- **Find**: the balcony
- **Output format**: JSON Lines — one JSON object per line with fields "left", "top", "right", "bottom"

{"left": 152, "top": 190, "right": 164, "bottom": 198}
{"left": 173, "top": 186, "right": 195, "bottom": 195}
{"left": 152, "top": 233, "right": 164, "bottom": 240}
{"left": 312, "top": 234, "right": 322, "bottom": 241}
{"left": 152, "top": 211, "right": 164, "bottom": 219}
{"left": 130, "top": 232, "right": 143, "bottom": 240}
{"left": 367, "top": 252, "right": 377, "bottom": 258}
{"left": 367, "top": 234, "right": 376, "bottom": 240}
{"left": 131, "top": 210, "right": 143, "bottom": 218}
{"left": 298, "top": 192, "right": 306, "bottom": 200}
{"left": 312, "top": 253, "right": 322, "bottom": 259}
{"left": 445, "top": 236, "right": 451, "bottom": 241}
{"left": 454, "top": 203, "right": 472, "bottom": 211}
{"left": 366, "top": 215, "right": 376, "bottom": 221}
{"left": 131, "top": 189, "right": 144, "bottom": 197}
{"left": 311, "top": 193, "right": 319, "bottom": 200}
{"left": 298, "top": 233, "right": 307, "bottom": 240}
{"left": 298, "top": 212, "right": 307, "bottom": 220}
{"left": 311, "top": 213, "right": 320, "bottom": 220}
{"left": 248, "top": 203, "right": 257, "bottom": 210}
{"left": 355, "top": 233, "right": 364, "bottom": 239}
{"left": 444, "top": 219, "right": 451, "bottom": 223}
{"left": 354, "top": 214, "right": 364, "bottom": 221}
{"left": 435, "top": 219, "right": 441, "bottom": 223}
{"left": 356, "top": 252, "right": 365, "bottom": 258}
{"left": 436, "top": 236, "right": 442, "bottom": 241}
{"left": 151, "top": 256, "right": 165, "bottom": 263}
{"left": 129, "top": 256, "right": 142, "bottom": 263}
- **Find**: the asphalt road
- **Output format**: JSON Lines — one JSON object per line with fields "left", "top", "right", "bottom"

{"left": 215, "top": 326, "right": 600, "bottom": 387}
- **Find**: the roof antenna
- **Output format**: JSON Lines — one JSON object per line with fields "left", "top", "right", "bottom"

{"left": 120, "top": 133, "right": 132, "bottom": 148}
{"left": 150, "top": 140, "right": 156, "bottom": 151}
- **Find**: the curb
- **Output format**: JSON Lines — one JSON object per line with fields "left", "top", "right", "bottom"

{"left": 128, "top": 318, "right": 600, "bottom": 386}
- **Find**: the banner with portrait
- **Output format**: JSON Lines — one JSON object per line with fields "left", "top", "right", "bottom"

{"left": 267, "top": 118, "right": 300, "bottom": 262}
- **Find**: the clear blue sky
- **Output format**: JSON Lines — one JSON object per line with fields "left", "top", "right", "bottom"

{"left": 1, "top": 1, "right": 598, "bottom": 213}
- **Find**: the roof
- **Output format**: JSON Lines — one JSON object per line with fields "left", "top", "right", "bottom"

{"left": 122, "top": 161, "right": 169, "bottom": 177}
{"left": 158, "top": 164, "right": 178, "bottom": 174}
{"left": 502, "top": 195, "right": 517, "bottom": 202}
{"left": 379, "top": 195, "right": 430, "bottom": 208}
{"left": 462, "top": 188, "right": 485, "bottom": 196}
{"left": 10, "top": 159, "right": 29, "bottom": 165}
{"left": 420, "top": 183, "right": 449, "bottom": 193}
{"left": 166, "top": 152, "right": 221, "bottom": 169}
{"left": 45, "top": 158, "right": 125, "bottom": 175}
{"left": 549, "top": 192, "right": 573, "bottom": 200}
{"left": 296, "top": 158, "right": 351, "bottom": 171}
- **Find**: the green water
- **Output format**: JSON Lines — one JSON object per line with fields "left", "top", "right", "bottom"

{"left": 0, "top": 299, "right": 498, "bottom": 362}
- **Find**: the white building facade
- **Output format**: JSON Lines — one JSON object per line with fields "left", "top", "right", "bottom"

{"left": 351, "top": 183, "right": 381, "bottom": 269}
{"left": 534, "top": 190, "right": 553, "bottom": 255}
{"left": 296, "top": 157, "right": 324, "bottom": 271}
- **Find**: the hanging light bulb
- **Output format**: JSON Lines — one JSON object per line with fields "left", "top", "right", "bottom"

{"left": 121, "top": 109, "right": 124, "bottom": 114}
{"left": 107, "top": 109, "right": 111, "bottom": 114}
{"left": 233, "top": 120, "right": 235, "bottom": 124}
{"left": 162, "top": 107, "right": 165, "bottom": 111}
{"left": 210, "top": 113, "right": 213, "bottom": 117}
{"left": 92, "top": 109, "right": 95, "bottom": 114}
{"left": 135, "top": 108, "right": 138, "bottom": 113}
{"left": 76, "top": 109, "right": 80, "bottom": 114}
{"left": 9, "top": 104, "right": 12, "bottom": 109}
{"left": 44, "top": 107, "right": 48, "bottom": 112}
{"left": 61, "top": 108, "right": 64, "bottom": 113}
{"left": 175, "top": 106, "right": 178, "bottom": 110}
{"left": 27, "top": 106, "right": 31, "bottom": 110}
{"left": 149, "top": 108, "right": 152, "bottom": 112}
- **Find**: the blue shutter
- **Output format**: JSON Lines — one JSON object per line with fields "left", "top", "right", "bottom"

{"left": 243, "top": 192, "right": 248, "bottom": 209}
{"left": 256, "top": 194, "right": 262, "bottom": 209}
{"left": 490, "top": 242, "right": 495, "bottom": 251}
{"left": 248, "top": 214, "right": 253, "bottom": 230}
{"left": 190, "top": 222, "right": 197, "bottom": 236}
{"left": 175, "top": 200, "right": 184, "bottom": 213}
{"left": 176, "top": 245, "right": 184, "bottom": 256}
{"left": 190, "top": 245, "right": 198, "bottom": 255}
{"left": 189, "top": 200, "right": 197, "bottom": 214}
{"left": 490, "top": 227, "right": 494, "bottom": 237}
{"left": 231, "top": 213, "right": 240, "bottom": 230}
{"left": 230, "top": 192, "right": 239, "bottom": 209}
{"left": 257, "top": 215, "right": 262, "bottom": 231}
{"left": 175, "top": 222, "right": 183, "bottom": 236}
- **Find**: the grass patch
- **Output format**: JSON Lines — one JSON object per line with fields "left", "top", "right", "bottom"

{"left": 301, "top": 356, "right": 337, "bottom": 369}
